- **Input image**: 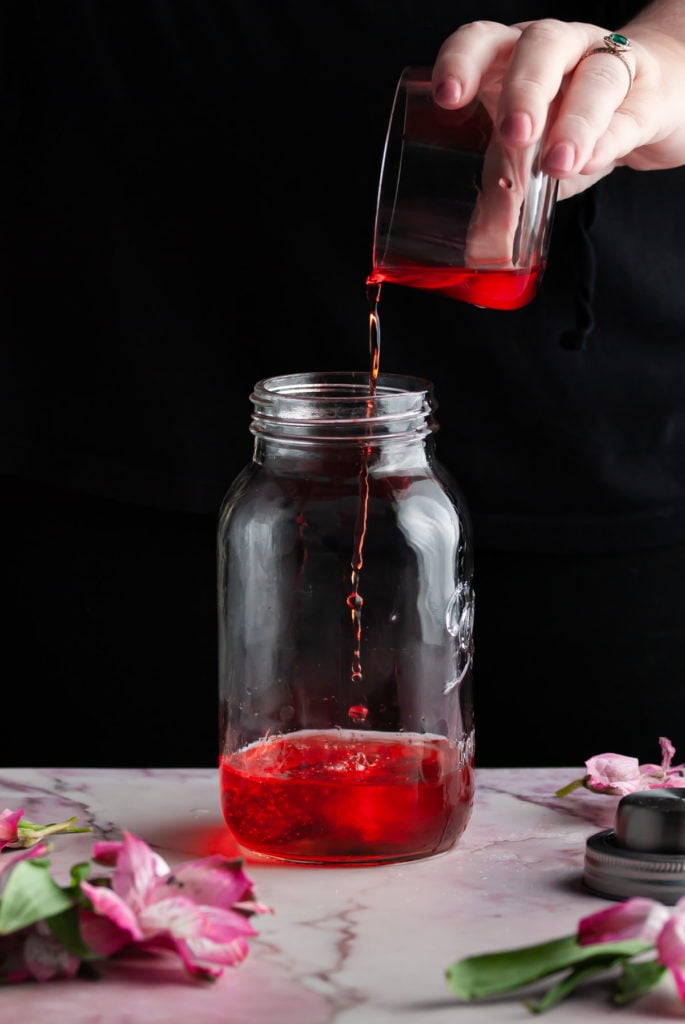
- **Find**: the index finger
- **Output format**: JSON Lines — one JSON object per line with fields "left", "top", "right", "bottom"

{"left": 432, "top": 21, "right": 523, "bottom": 110}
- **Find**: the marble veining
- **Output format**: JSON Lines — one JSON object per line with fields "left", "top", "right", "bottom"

{"left": 0, "top": 767, "right": 677, "bottom": 1022}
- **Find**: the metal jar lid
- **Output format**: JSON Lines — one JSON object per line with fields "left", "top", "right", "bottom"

{"left": 584, "top": 789, "right": 685, "bottom": 904}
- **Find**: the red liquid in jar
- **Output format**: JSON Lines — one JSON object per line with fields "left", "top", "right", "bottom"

{"left": 368, "top": 262, "right": 544, "bottom": 311}
{"left": 219, "top": 729, "right": 474, "bottom": 863}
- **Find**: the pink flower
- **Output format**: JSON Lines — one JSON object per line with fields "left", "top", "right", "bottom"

{"left": 579, "top": 895, "right": 685, "bottom": 1002}
{"left": 79, "top": 832, "right": 271, "bottom": 980}
{"left": 556, "top": 737, "right": 685, "bottom": 798}
{"left": 0, "top": 807, "right": 91, "bottom": 849}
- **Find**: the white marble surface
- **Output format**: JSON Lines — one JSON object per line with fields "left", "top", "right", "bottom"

{"left": 0, "top": 767, "right": 679, "bottom": 1022}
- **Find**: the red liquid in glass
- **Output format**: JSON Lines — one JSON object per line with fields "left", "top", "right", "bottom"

{"left": 219, "top": 730, "right": 474, "bottom": 863}
{"left": 368, "top": 262, "right": 544, "bottom": 311}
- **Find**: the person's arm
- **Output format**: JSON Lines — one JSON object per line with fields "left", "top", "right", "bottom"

{"left": 431, "top": 2, "right": 685, "bottom": 198}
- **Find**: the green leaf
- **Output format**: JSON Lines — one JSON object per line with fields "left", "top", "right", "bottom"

{"left": 526, "top": 953, "right": 644, "bottom": 1014}
{"left": 614, "top": 958, "right": 666, "bottom": 1005}
{"left": 68, "top": 862, "right": 92, "bottom": 888}
{"left": 46, "top": 907, "right": 100, "bottom": 960}
{"left": 0, "top": 860, "right": 74, "bottom": 934}
{"left": 445, "top": 936, "right": 652, "bottom": 1000}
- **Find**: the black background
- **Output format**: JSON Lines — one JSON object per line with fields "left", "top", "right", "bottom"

{"left": 3, "top": 0, "right": 684, "bottom": 770}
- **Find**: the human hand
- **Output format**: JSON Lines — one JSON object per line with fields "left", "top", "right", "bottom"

{"left": 432, "top": 16, "right": 685, "bottom": 199}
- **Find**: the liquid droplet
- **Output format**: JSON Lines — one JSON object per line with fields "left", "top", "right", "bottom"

{"left": 348, "top": 704, "right": 368, "bottom": 722}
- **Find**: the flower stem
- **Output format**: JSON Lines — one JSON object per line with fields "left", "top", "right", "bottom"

{"left": 12, "top": 817, "right": 92, "bottom": 848}
{"left": 555, "top": 777, "right": 587, "bottom": 798}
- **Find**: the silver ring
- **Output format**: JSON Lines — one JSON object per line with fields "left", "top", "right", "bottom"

{"left": 579, "top": 33, "right": 634, "bottom": 100}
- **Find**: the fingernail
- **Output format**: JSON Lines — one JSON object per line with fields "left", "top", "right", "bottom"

{"left": 499, "top": 112, "right": 533, "bottom": 144}
{"left": 544, "top": 142, "right": 575, "bottom": 173}
{"left": 434, "top": 78, "right": 462, "bottom": 105}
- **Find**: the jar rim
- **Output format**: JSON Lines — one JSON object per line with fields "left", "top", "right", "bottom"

{"left": 252, "top": 371, "right": 434, "bottom": 404}
{"left": 249, "top": 371, "right": 437, "bottom": 441}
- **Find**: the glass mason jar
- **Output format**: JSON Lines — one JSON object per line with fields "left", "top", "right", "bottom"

{"left": 217, "top": 371, "right": 475, "bottom": 864}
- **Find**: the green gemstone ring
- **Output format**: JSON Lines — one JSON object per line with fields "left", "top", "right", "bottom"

{"left": 603, "top": 33, "right": 631, "bottom": 52}
{"left": 579, "top": 32, "right": 634, "bottom": 99}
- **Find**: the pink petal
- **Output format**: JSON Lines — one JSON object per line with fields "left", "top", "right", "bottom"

{"left": 79, "top": 908, "right": 133, "bottom": 956}
{"left": 109, "top": 832, "right": 170, "bottom": 908}
{"left": 638, "top": 764, "right": 663, "bottom": 777}
{"left": 140, "top": 895, "right": 257, "bottom": 945}
{"left": 586, "top": 753, "right": 640, "bottom": 780}
{"left": 138, "top": 893, "right": 209, "bottom": 939}
{"left": 585, "top": 753, "right": 641, "bottom": 794}
{"left": 194, "top": 905, "right": 255, "bottom": 942}
{"left": 0, "top": 808, "right": 24, "bottom": 850}
{"left": 664, "top": 775, "right": 685, "bottom": 789}
{"left": 0, "top": 842, "right": 50, "bottom": 881}
{"left": 657, "top": 914, "right": 685, "bottom": 1000}
{"left": 182, "top": 933, "right": 251, "bottom": 969}
{"left": 636, "top": 765, "right": 667, "bottom": 788}
{"left": 578, "top": 897, "right": 670, "bottom": 945}
{"left": 660, "top": 737, "right": 676, "bottom": 771}
{"left": 234, "top": 898, "right": 273, "bottom": 917}
{"left": 168, "top": 936, "right": 228, "bottom": 978}
{"left": 154, "top": 929, "right": 252, "bottom": 977}
{"left": 80, "top": 880, "right": 144, "bottom": 942}
{"left": 92, "top": 837, "right": 169, "bottom": 876}
{"left": 187, "top": 903, "right": 258, "bottom": 944}
{"left": 90, "top": 840, "right": 124, "bottom": 866}
{"left": 160, "top": 856, "right": 258, "bottom": 910}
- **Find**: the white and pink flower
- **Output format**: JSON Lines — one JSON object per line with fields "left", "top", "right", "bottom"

{"left": 0, "top": 813, "right": 270, "bottom": 985}
{"left": 79, "top": 831, "right": 271, "bottom": 980}
{"left": 557, "top": 737, "right": 685, "bottom": 798}
{"left": 579, "top": 894, "right": 685, "bottom": 1000}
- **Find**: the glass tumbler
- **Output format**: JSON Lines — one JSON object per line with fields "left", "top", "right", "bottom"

{"left": 369, "top": 66, "right": 559, "bottom": 310}
{"left": 217, "top": 371, "right": 475, "bottom": 864}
